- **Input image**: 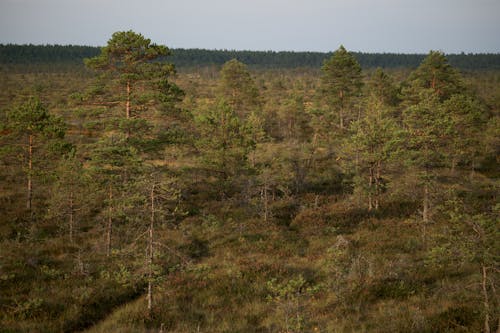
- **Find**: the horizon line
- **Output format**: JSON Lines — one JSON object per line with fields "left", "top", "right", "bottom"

{"left": 1, "top": 43, "right": 500, "bottom": 56}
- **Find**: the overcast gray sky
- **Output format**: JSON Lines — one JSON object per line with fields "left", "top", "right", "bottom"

{"left": 0, "top": 0, "right": 499, "bottom": 53}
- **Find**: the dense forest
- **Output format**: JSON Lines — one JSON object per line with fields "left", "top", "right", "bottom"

{"left": 2, "top": 43, "right": 500, "bottom": 70}
{"left": 0, "top": 31, "right": 499, "bottom": 333}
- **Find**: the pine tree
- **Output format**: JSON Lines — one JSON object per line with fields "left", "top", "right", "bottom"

{"left": 278, "top": 93, "right": 312, "bottom": 142}
{"left": 218, "top": 59, "right": 260, "bottom": 119}
{"left": 403, "top": 50, "right": 464, "bottom": 103}
{"left": 342, "top": 95, "right": 402, "bottom": 210}
{"left": 85, "top": 31, "right": 182, "bottom": 137}
{"left": 441, "top": 94, "right": 487, "bottom": 175}
{"left": 195, "top": 99, "right": 254, "bottom": 190}
{"left": 87, "top": 134, "right": 144, "bottom": 256}
{"left": 6, "top": 97, "right": 68, "bottom": 217}
{"left": 368, "top": 68, "right": 400, "bottom": 107}
{"left": 47, "top": 151, "right": 90, "bottom": 245}
{"left": 320, "top": 45, "right": 363, "bottom": 129}
{"left": 403, "top": 90, "right": 451, "bottom": 227}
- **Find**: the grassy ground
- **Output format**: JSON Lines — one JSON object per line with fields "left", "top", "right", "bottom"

{"left": 83, "top": 196, "right": 487, "bottom": 333}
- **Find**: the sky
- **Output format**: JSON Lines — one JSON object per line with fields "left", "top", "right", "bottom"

{"left": 0, "top": 0, "right": 499, "bottom": 53}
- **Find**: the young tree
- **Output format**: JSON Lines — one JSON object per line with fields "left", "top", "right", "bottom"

{"left": 278, "top": 93, "right": 312, "bottom": 142}
{"left": 342, "top": 95, "right": 401, "bottom": 210}
{"left": 436, "top": 196, "right": 499, "bottom": 333}
{"left": 368, "top": 68, "right": 400, "bottom": 107}
{"left": 403, "top": 50, "right": 464, "bottom": 104}
{"left": 320, "top": 45, "right": 363, "bottom": 129}
{"left": 403, "top": 90, "right": 451, "bottom": 226}
{"left": 142, "top": 171, "right": 182, "bottom": 318}
{"left": 218, "top": 59, "right": 260, "bottom": 119}
{"left": 88, "top": 134, "right": 144, "bottom": 256}
{"left": 441, "top": 94, "right": 487, "bottom": 175}
{"left": 47, "top": 151, "right": 90, "bottom": 244}
{"left": 6, "top": 97, "right": 67, "bottom": 215}
{"left": 195, "top": 99, "right": 254, "bottom": 183}
{"left": 402, "top": 51, "right": 473, "bottom": 230}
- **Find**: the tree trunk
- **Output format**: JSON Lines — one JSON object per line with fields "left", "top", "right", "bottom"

{"left": 482, "top": 265, "right": 491, "bottom": 333}
{"left": 339, "top": 90, "right": 344, "bottom": 129}
{"left": 126, "top": 80, "right": 131, "bottom": 138}
{"left": 368, "top": 165, "right": 373, "bottom": 211}
{"left": 263, "top": 181, "right": 269, "bottom": 222}
{"left": 126, "top": 80, "right": 131, "bottom": 119}
{"left": 69, "top": 190, "right": 74, "bottom": 244}
{"left": 27, "top": 134, "right": 33, "bottom": 211}
{"left": 375, "top": 161, "right": 381, "bottom": 210}
{"left": 106, "top": 185, "right": 113, "bottom": 257}
{"left": 147, "top": 183, "right": 155, "bottom": 317}
{"left": 451, "top": 157, "right": 457, "bottom": 175}
{"left": 422, "top": 181, "right": 430, "bottom": 247}
{"left": 423, "top": 182, "right": 429, "bottom": 224}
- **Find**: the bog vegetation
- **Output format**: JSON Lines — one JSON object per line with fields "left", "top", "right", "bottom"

{"left": 0, "top": 31, "right": 498, "bottom": 332}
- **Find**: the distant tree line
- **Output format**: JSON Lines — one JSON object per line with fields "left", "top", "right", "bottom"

{"left": 1, "top": 44, "right": 500, "bottom": 70}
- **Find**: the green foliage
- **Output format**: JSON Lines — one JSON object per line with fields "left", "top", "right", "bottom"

{"left": 266, "top": 275, "right": 320, "bottom": 332}
{"left": 7, "top": 97, "right": 66, "bottom": 139}
{"left": 0, "top": 37, "right": 498, "bottom": 333}
{"left": 4, "top": 44, "right": 500, "bottom": 70}
{"left": 403, "top": 50, "right": 464, "bottom": 103}
{"left": 342, "top": 94, "right": 403, "bottom": 209}
{"left": 218, "top": 58, "right": 260, "bottom": 119}
{"left": 402, "top": 90, "right": 451, "bottom": 170}
{"left": 195, "top": 99, "right": 254, "bottom": 180}
{"left": 368, "top": 67, "right": 400, "bottom": 106}
{"left": 441, "top": 94, "right": 487, "bottom": 170}
{"left": 84, "top": 31, "right": 169, "bottom": 77}
{"left": 320, "top": 45, "right": 363, "bottom": 128}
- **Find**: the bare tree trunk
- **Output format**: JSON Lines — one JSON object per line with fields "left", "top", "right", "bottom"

{"left": 423, "top": 182, "right": 429, "bottom": 224}
{"left": 126, "top": 80, "right": 131, "bottom": 119}
{"left": 76, "top": 248, "right": 84, "bottom": 275}
{"left": 451, "top": 157, "right": 457, "bottom": 175}
{"left": 483, "top": 265, "right": 491, "bottom": 333}
{"left": 375, "top": 160, "right": 381, "bottom": 210}
{"left": 263, "top": 180, "right": 269, "bottom": 222}
{"left": 147, "top": 183, "right": 155, "bottom": 317}
{"left": 368, "top": 166, "right": 373, "bottom": 211}
{"left": 296, "top": 297, "right": 301, "bottom": 331}
{"left": 126, "top": 80, "right": 131, "bottom": 138}
{"left": 69, "top": 190, "right": 74, "bottom": 244}
{"left": 339, "top": 91, "right": 344, "bottom": 129}
{"left": 339, "top": 108, "right": 344, "bottom": 130}
{"left": 106, "top": 185, "right": 113, "bottom": 257}
{"left": 27, "top": 134, "right": 33, "bottom": 211}
{"left": 422, "top": 181, "right": 430, "bottom": 248}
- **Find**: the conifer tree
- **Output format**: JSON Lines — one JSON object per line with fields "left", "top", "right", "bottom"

{"left": 6, "top": 97, "right": 67, "bottom": 216}
{"left": 402, "top": 51, "right": 471, "bottom": 229}
{"left": 342, "top": 95, "right": 401, "bottom": 210}
{"left": 278, "top": 93, "right": 312, "bottom": 142}
{"left": 87, "top": 134, "right": 144, "bottom": 256}
{"left": 47, "top": 151, "right": 90, "bottom": 245}
{"left": 403, "top": 90, "right": 451, "bottom": 227}
{"left": 195, "top": 99, "right": 254, "bottom": 190}
{"left": 368, "top": 68, "right": 400, "bottom": 107}
{"left": 441, "top": 94, "right": 486, "bottom": 175}
{"left": 85, "top": 31, "right": 182, "bottom": 137}
{"left": 403, "top": 50, "right": 464, "bottom": 103}
{"left": 320, "top": 45, "right": 363, "bottom": 129}
{"left": 218, "top": 59, "right": 260, "bottom": 119}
